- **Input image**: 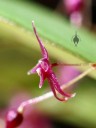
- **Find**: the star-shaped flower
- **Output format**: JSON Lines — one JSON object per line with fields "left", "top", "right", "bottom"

{"left": 27, "top": 21, "right": 75, "bottom": 101}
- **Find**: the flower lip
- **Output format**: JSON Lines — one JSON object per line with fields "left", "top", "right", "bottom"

{"left": 36, "top": 68, "right": 41, "bottom": 76}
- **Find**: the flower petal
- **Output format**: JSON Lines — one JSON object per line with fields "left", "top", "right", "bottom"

{"left": 48, "top": 76, "right": 68, "bottom": 101}
{"left": 27, "top": 63, "right": 40, "bottom": 75}
{"left": 36, "top": 68, "right": 45, "bottom": 88}
{"left": 48, "top": 70, "right": 75, "bottom": 98}
{"left": 32, "top": 21, "right": 48, "bottom": 59}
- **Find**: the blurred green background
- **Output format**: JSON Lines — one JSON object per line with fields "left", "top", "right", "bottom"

{"left": 0, "top": 0, "right": 96, "bottom": 128}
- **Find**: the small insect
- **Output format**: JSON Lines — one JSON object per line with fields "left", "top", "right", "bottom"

{"left": 72, "top": 31, "right": 80, "bottom": 46}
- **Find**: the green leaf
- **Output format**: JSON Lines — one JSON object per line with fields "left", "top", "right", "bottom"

{"left": 0, "top": 0, "right": 96, "bottom": 79}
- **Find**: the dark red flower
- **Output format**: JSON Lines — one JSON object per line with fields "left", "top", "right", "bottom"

{"left": 64, "top": 0, "right": 84, "bottom": 14}
{"left": 6, "top": 110, "right": 23, "bottom": 128}
{"left": 5, "top": 93, "right": 51, "bottom": 128}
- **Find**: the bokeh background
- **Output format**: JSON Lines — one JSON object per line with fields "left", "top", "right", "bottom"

{"left": 0, "top": 0, "right": 96, "bottom": 128}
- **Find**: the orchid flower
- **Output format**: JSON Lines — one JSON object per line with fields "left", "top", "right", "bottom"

{"left": 27, "top": 21, "right": 76, "bottom": 101}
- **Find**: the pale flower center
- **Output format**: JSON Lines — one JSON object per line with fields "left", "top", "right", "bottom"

{"left": 39, "top": 60, "right": 48, "bottom": 72}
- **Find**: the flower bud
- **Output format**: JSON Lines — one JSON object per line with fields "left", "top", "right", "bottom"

{"left": 6, "top": 110, "right": 23, "bottom": 128}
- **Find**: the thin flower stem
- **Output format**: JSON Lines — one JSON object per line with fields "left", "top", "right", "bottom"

{"left": 52, "top": 62, "right": 95, "bottom": 67}
{"left": 61, "top": 66, "right": 95, "bottom": 89}
{"left": 18, "top": 66, "right": 95, "bottom": 113}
